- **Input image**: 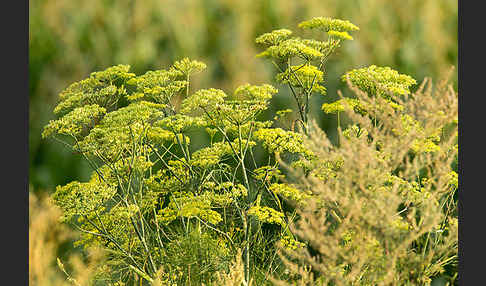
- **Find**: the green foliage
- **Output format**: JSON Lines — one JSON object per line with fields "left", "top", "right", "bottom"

{"left": 42, "top": 104, "right": 107, "bottom": 139}
{"left": 298, "top": 16, "right": 360, "bottom": 33}
{"left": 343, "top": 65, "right": 417, "bottom": 98}
{"left": 253, "top": 128, "right": 311, "bottom": 156}
{"left": 272, "top": 72, "right": 458, "bottom": 286}
{"left": 161, "top": 230, "right": 233, "bottom": 285}
{"left": 248, "top": 206, "right": 285, "bottom": 225}
{"left": 30, "top": 0, "right": 457, "bottom": 194}
{"left": 44, "top": 51, "right": 313, "bottom": 283}
{"left": 171, "top": 57, "right": 207, "bottom": 77}
{"left": 256, "top": 17, "right": 359, "bottom": 134}
{"left": 126, "top": 68, "right": 186, "bottom": 106}
{"left": 321, "top": 98, "right": 367, "bottom": 115}
{"left": 276, "top": 64, "right": 327, "bottom": 95}
{"left": 41, "top": 14, "right": 457, "bottom": 286}
{"left": 268, "top": 183, "right": 310, "bottom": 205}
{"left": 257, "top": 38, "right": 324, "bottom": 61}
{"left": 255, "top": 29, "right": 294, "bottom": 46}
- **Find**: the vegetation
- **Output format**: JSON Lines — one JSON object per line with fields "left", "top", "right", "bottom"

{"left": 29, "top": 191, "right": 104, "bottom": 286}
{"left": 29, "top": 0, "right": 457, "bottom": 192}
{"left": 271, "top": 69, "right": 458, "bottom": 285}
{"left": 38, "top": 14, "right": 457, "bottom": 286}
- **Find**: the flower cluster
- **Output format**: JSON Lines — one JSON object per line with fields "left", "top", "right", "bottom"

{"left": 298, "top": 17, "right": 359, "bottom": 42}
{"left": 256, "top": 38, "right": 323, "bottom": 61}
{"left": 76, "top": 101, "right": 165, "bottom": 159}
{"left": 276, "top": 64, "right": 327, "bottom": 95}
{"left": 191, "top": 142, "right": 233, "bottom": 168}
{"left": 253, "top": 166, "right": 284, "bottom": 182}
{"left": 343, "top": 65, "right": 417, "bottom": 98}
{"left": 42, "top": 104, "right": 107, "bottom": 139}
{"left": 171, "top": 57, "right": 207, "bottom": 77}
{"left": 126, "top": 68, "right": 186, "bottom": 105}
{"left": 156, "top": 114, "right": 207, "bottom": 133}
{"left": 269, "top": 183, "right": 310, "bottom": 204}
{"left": 256, "top": 16, "right": 359, "bottom": 135}
{"left": 254, "top": 128, "right": 312, "bottom": 156}
{"left": 158, "top": 194, "right": 223, "bottom": 225}
{"left": 298, "top": 17, "right": 360, "bottom": 33}
{"left": 55, "top": 65, "right": 135, "bottom": 116}
{"left": 180, "top": 88, "right": 227, "bottom": 114}
{"left": 52, "top": 173, "right": 117, "bottom": 222}
{"left": 279, "top": 235, "right": 306, "bottom": 250}
{"left": 321, "top": 98, "right": 366, "bottom": 115}
{"left": 248, "top": 206, "right": 285, "bottom": 225}
{"left": 255, "top": 29, "right": 293, "bottom": 46}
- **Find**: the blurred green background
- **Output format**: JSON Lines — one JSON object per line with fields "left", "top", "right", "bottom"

{"left": 29, "top": 0, "right": 457, "bottom": 194}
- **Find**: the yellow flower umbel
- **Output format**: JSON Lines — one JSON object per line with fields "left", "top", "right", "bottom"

{"left": 298, "top": 17, "right": 360, "bottom": 33}
{"left": 256, "top": 16, "right": 359, "bottom": 134}
{"left": 342, "top": 65, "right": 417, "bottom": 99}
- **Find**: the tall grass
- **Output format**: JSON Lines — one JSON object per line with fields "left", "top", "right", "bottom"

{"left": 270, "top": 71, "right": 458, "bottom": 285}
{"left": 29, "top": 192, "right": 104, "bottom": 286}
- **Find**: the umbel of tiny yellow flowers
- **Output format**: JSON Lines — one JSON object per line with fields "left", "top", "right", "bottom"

{"left": 343, "top": 65, "right": 417, "bottom": 98}
{"left": 43, "top": 49, "right": 319, "bottom": 284}
{"left": 276, "top": 64, "right": 327, "bottom": 95}
{"left": 298, "top": 16, "right": 360, "bottom": 32}
{"left": 255, "top": 29, "right": 293, "bottom": 46}
{"left": 298, "top": 16, "right": 359, "bottom": 40}
{"left": 255, "top": 17, "right": 359, "bottom": 61}
{"left": 255, "top": 16, "right": 359, "bottom": 134}
{"left": 40, "top": 14, "right": 454, "bottom": 285}
{"left": 322, "top": 65, "right": 416, "bottom": 120}
{"left": 171, "top": 57, "right": 207, "bottom": 77}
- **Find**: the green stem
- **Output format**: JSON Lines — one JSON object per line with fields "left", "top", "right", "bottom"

{"left": 244, "top": 214, "right": 250, "bottom": 285}
{"left": 337, "top": 111, "right": 341, "bottom": 145}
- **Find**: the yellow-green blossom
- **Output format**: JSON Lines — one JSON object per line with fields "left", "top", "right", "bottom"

{"left": 298, "top": 17, "right": 359, "bottom": 33}
{"left": 54, "top": 65, "right": 135, "bottom": 116}
{"left": 257, "top": 38, "right": 323, "bottom": 60}
{"left": 181, "top": 88, "right": 227, "bottom": 114}
{"left": 328, "top": 30, "right": 353, "bottom": 40}
{"left": 248, "top": 206, "right": 285, "bottom": 225}
{"left": 255, "top": 29, "right": 293, "bottom": 46}
{"left": 321, "top": 98, "right": 367, "bottom": 115}
{"left": 269, "top": 183, "right": 310, "bottom": 203}
{"left": 254, "top": 128, "right": 312, "bottom": 156}
{"left": 42, "top": 104, "right": 106, "bottom": 139}
{"left": 171, "top": 57, "right": 207, "bottom": 77}
{"left": 127, "top": 68, "right": 187, "bottom": 104}
{"left": 191, "top": 142, "right": 233, "bottom": 168}
{"left": 276, "top": 64, "right": 326, "bottom": 95}
{"left": 280, "top": 235, "right": 306, "bottom": 250}
{"left": 343, "top": 65, "right": 417, "bottom": 98}
{"left": 156, "top": 114, "right": 207, "bottom": 133}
